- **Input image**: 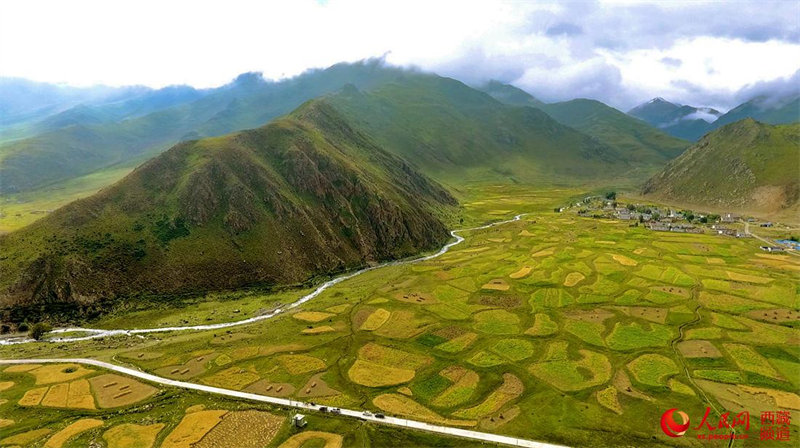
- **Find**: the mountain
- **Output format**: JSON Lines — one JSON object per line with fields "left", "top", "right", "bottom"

{"left": 535, "top": 99, "right": 689, "bottom": 165}
{"left": 477, "top": 80, "right": 545, "bottom": 107}
{"left": 628, "top": 97, "right": 721, "bottom": 140}
{"left": 326, "top": 76, "right": 632, "bottom": 184}
{"left": 0, "top": 60, "right": 415, "bottom": 194}
{"left": 642, "top": 119, "right": 799, "bottom": 213}
{"left": 711, "top": 94, "right": 800, "bottom": 129}
{"left": 0, "top": 78, "right": 148, "bottom": 127}
{"left": 0, "top": 101, "right": 456, "bottom": 315}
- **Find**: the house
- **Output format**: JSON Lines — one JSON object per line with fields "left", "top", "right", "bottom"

{"left": 760, "top": 246, "right": 785, "bottom": 252}
{"left": 760, "top": 222, "right": 773, "bottom": 227}
{"left": 648, "top": 223, "right": 671, "bottom": 232}
{"left": 721, "top": 213, "right": 740, "bottom": 223}
{"left": 617, "top": 210, "right": 632, "bottom": 220}
{"left": 641, "top": 213, "right": 652, "bottom": 222}
{"left": 735, "top": 232, "right": 751, "bottom": 238}
{"left": 714, "top": 227, "right": 736, "bottom": 236}
{"left": 670, "top": 224, "right": 700, "bottom": 233}
{"left": 293, "top": 414, "right": 307, "bottom": 428}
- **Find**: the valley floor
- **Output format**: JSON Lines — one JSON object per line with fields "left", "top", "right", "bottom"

{"left": 1, "top": 185, "right": 798, "bottom": 447}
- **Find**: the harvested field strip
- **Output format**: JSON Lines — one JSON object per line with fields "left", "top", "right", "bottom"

{"left": 0, "top": 381, "right": 13, "bottom": 391}
{"left": 482, "top": 279, "right": 510, "bottom": 291}
{"left": 723, "top": 344, "right": 781, "bottom": 379}
{"left": 563, "top": 272, "right": 585, "bottom": 287}
{"left": 89, "top": 374, "right": 157, "bottom": 408}
{"left": 360, "top": 308, "right": 391, "bottom": 331}
{"left": 244, "top": 379, "right": 295, "bottom": 397}
{"left": 373, "top": 393, "right": 477, "bottom": 427}
{"left": 509, "top": 266, "right": 532, "bottom": 279}
{"left": 28, "top": 364, "right": 94, "bottom": 385}
{"left": 453, "top": 373, "right": 523, "bottom": 418}
{"left": 297, "top": 372, "right": 340, "bottom": 398}
{"left": 201, "top": 366, "right": 260, "bottom": 390}
{"left": 162, "top": 410, "right": 227, "bottom": 448}
{"left": 358, "top": 343, "right": 431, "bottom": 368}
{"left": 19, "top": 386, "right": 48, "bottom": 406}
{"left": 302, "top": 326, "right": 336, "bottom": 334}
{"left": 526, "top": 313, "right": 558, "bottom": 336}
{"left": 0, "top": 428, "right": 52, "bottom": 446}
{"left": 677, "top": 340, "right": 722, "bottom": 358}
{"left": 611, "top": 254, "right": 637, "bottom": 266}
{"left": 194, "top": 410, "right": 284, "bottom": 448}
{"left": 348, "top": 360, "right": 415, "bottom": 387}
{"left": 432, "top": 366, "right": 479, "bottom": 407}
{"left": 44, "top": 419, "right": 103, "bottom": 448}
{"left": 293, "top": 311, "right": 335, "bottom": 323}
{"left": 278, "top": 431, "right": 344, "bottom": 448}
{"left": 103, "top": 423, "right": 164, "bottom": 448}
{"left": 739, "top": 385, "right": 800, "bottom": 410}
{"left": 4, "top": 364, "right": 41, "bottom": 372}
{"left": 627, "top": 354, "right": 678, "bottom": 387}
{"left": 278, "top": 354, "right": 326, "bottom": 375}
{"left": 596, "top": 386, "right": 622, "bottom": 414}
{"left": 530, "top": 345, "right": 612, "bottom": 392}
{"left": 436, "top": 333, "right": 478, "bottom": 353}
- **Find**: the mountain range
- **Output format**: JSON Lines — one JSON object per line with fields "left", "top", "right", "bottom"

{"left": 1, "top": 60, "right": 798, "bottom": 317}
{"left": 629, "top": 95, "right": 799, "bottom": 140}
{"left": 0, "top": 100, "right": 456, "bottom": 316}
{"left": 643, "top": 119, "right": 799, "bottom": 213}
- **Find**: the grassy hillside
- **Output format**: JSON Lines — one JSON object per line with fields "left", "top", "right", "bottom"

{"left": 0, "top": 60, "right": 413, "bottom": 194}
{"left": 711, "top": 95, "right": 800, "bottom": 129}
{"left": 327, "top": 77, "right": 633, "bottom": 186}
{"left": 538, "top": 99, "right": 689, "bottom": 166}
{"left": 643, "top": 119, "right": 800, "bottom": 212}
{"left": 477, "top": 80, "right": 545, "bottom": 107}
{"left": 0, "top": 101, "right": 456, "bottom": 315}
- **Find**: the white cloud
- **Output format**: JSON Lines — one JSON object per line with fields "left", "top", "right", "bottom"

{"left": 1, "top": 0, "right": 798, "bottom": 109}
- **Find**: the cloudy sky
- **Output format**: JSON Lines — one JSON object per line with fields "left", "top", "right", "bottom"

{"left": 1, "top": 0, "right": 798, "bottom": 110}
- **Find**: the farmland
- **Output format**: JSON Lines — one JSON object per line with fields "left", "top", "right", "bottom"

{"left": 1, "top": 186, "right": 799, "bottom": 447}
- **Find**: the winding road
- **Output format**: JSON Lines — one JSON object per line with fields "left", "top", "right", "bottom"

{"left": 0, "top": 214, "right": 527, "bottom": 346}
{"left": 0, "top": 358, "right": 564, "bottom": 448}
{"left": 0, "top": 212, "right": 571, "bottom": 447}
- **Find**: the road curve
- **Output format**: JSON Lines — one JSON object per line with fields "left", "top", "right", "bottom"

{"left": 0, "top": 358, "right": 566, "bottom": 448}
{"left": 1, "top": 214, "right": 527, "bottom": 346}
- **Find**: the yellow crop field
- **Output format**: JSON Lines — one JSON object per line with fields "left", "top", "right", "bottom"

{"left": 161, "top": 410, "right": 227, "bottom": 448}
{"left": 278, "top": 431, "right": 344, "bottom": 448}
{"left": 360, "top": 308, "right": 391, "bottom": 330}
{"left": 278, "top": 354, "right": 326, "bottom": 375}
{"left": 44, "top": 418, "right": 103, "bottom": 448}
{"left": 293, "top": 311, "right": 335, "bottom": 322}
{"left": 103, "top": 423, "right": 165, "bottom": 448}
{"left": 194, "top": 410, "right": 284, "bottom": 448}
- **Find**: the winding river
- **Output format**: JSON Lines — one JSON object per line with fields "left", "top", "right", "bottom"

{"left": 1, "top": 213, "right": 527, "bottom": 346}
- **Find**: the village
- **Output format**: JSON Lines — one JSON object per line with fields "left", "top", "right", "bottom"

{"left": 563, "top": 194, "right": 798, "bottom": 253}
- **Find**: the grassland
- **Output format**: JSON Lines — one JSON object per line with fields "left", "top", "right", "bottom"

{"left": 1, "top": 185, "right": 798, "bottom": 447}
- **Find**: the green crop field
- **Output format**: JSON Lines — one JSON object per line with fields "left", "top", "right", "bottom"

{"left": 1, "top": 185, "right": 799, "bottom": 447}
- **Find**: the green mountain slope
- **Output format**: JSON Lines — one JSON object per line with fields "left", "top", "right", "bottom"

{"left": 0, "top": 60, "right": 412, "bottom": 194}
{"left": 711, "top": 95, "right": 800, "bottom": 129}
{"left": 537, "top": 99, "right": 689, "bottom": 164}
{"left": 326, "top": 77, "right": 631, "bottom": 185}
{"left": 627, "top": 98, "right": 722, "bottom": 140}
{"left": 0, "top": 101, "right": 456, "bottom": 313}
{"left": 643, "top": 119, "right": 800, "bottom": 212}
{"left": 477, "top": 80, "right": 545, "bottom": 107}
